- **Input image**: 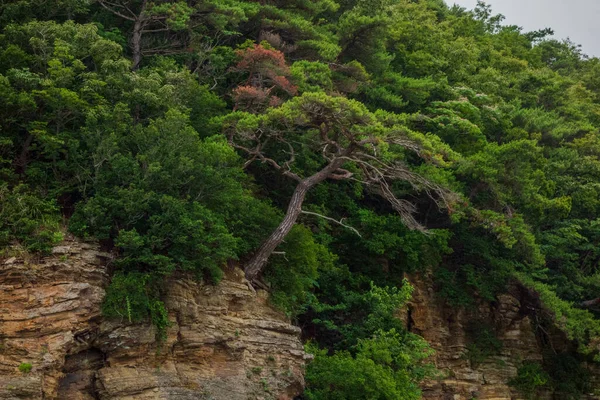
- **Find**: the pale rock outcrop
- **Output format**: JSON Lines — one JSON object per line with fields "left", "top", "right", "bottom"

{"left": 0, "top": 240, "right": 307, "bottom": 400}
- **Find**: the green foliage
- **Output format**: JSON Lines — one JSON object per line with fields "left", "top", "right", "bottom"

{"left": 0, "top": 20, "right": 273, "bottom": 334}
{"left": 0, "top": 0, "right": 89, "bottom": 25}
{"left": 463, "top": 321, "right": 503, "bottom": 367}
{"left": 305, "top": 329, "right": 434, "bottom": 400}
{"left": 3, "top": 0, "right": 600, "bottom": 395}
{"left": 265, "top": 224, "right": 336, "bottom": 316}
{"left": 509, "top": 353, "right": 591, "bottom": 399}
{"left": 433, "top": 221, "right": 519, "bottom": 306}
{"left": 331, "top": 209, "right": 452, "bottom": 278}
{"left": 290, "top": 61, "right": 333, "bottom": 93}
{"left": 0, "top": 184, "right": 63, "bottom": 253}
{"left": 545, "top": 352, "right": 591, "bottom": 398}
{"left": 147, "top": 2, "right": 193, "bottom": 31}
{"left": 102, "top": 272, "right": 170, "bottom": 341}
{"left": 67, "top": 108, "right": 264, "bottom": 280}
{"left": 18, "top": 363, "right": 32, "bottom": 373}
{"left": 509, "top": 362, "right": 550, "bottom": 399}
{"left": 517, "top": 273, "right": 600, "bottom": 356}
{"left": 305, "top": 281, "right": 435, "bottom": 399}
{"left": 309, "top": 277, "right": 419, "bottom": 351}
{"left": 304, "top": 279, "right": 433, "bottom": 399}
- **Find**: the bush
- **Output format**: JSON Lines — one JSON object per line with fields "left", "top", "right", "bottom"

{"left": 0, "top": 184, "right": 63, "bottom": 253}
{"left": 463, "top": 321, "right": 503, "bottom": 367}
{"left": 102, "top": 272, "right": 170, "bottom": 341}
{"left": 509, "top": 362, "right": 550, "bottom": 399}
{"left": 305, "top": 329, "right": 434, "bottom": 400}
{"left": 18, "top": 363, "right": 32, "bottom": 373}
{"left": 66, "top": 110, "right": 279, "bottom": 334}
{"left": 545, "top": 352, "right": 591, "bottom": 398}
{"left": 264, "top": 224, "right": 336, "bottom": 316}
{"left": 304, "top": 279, "right": 437, "bottom": 399}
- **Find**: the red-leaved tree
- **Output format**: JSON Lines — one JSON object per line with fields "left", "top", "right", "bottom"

{"left": 231, "top": 44, "right": 297, "bottom": 112}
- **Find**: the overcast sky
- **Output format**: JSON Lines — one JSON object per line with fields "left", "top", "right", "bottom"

{"left": 450, "top": 0, "right": 600, "bottom": 57}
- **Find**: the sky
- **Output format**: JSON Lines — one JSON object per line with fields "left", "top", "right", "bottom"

{"left": 450, "top": 0, "right": 600, "bottom": 57}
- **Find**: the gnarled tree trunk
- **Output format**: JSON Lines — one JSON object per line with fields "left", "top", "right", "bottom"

{"left": 244, "top": 159, "right": 343, "bottom": 282}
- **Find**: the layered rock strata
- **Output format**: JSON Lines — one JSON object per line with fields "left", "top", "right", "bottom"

{"left": 407, "top": 272, "right": 600, "bottom": 400}
{"left": 0, "top": 240, "right": 307, "bottom": 400}
{"left": 2, "top": 239, "right": 599, "bottom": 400}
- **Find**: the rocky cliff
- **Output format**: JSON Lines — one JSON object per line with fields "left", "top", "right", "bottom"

{"left": 406, "top": 272, "right": 600, "bottom": 400}
{"left": 1, "top": 240, "right": 599, "bottom": 400}
{"left": 0, "top": 240, "right": 307, "bottom": 400}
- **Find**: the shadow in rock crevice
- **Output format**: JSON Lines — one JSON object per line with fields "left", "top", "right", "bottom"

{"left": 58, "top": 348, "right": 106, "bottom": 400}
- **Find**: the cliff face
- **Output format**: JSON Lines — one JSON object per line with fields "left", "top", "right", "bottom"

{"left": 1, "top": 240, "right": 599, "bottom": 400}
{"left": 406, "top": 272, "right": 600, "bottom": 400}
{"left": 0, "top": 240, "right": 307, "bottom": 400}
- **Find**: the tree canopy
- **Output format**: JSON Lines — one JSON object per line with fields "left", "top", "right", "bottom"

{"left": 2, "top": 0, "right": 600, "bottom": 398}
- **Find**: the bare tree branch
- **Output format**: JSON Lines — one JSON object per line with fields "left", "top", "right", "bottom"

{"left": 97, "top": 0, "right": 136, "bottom": 21}
{"left": 329, "top": 168, "right": 354, "bottom": 180}
{"left": 225, "top": 94, "right": 458, "bottom": 284}
{"left": 230, "top": 141, "right": 303, "bottom": 182}
{"left": 386, "top": 137, "right": 422, "bottom": 155}
{"left": 301, "top": 210, "right": 362, "bottom": 237}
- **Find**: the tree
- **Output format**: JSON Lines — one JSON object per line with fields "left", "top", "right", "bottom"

{"left": 305, "top": 280, "right": 435, "bottom": 400}
{"left": 223, "top": 92, "right": 458, "bottom": 282}
{"left": 0, "top": 0, "right": 90, "bottom": 24}
{"left": 230, "top": 43, "right": 297, "bottom": 112}
{"left": 94, "top": 0, "right": 192, "bottom": 69}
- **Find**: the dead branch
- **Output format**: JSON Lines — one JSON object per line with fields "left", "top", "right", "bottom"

{"left": 301, "top": 210, "right": 362, "bottom": 237}
{"left": 229, "top": 139, "right": 302, "bottom": 182}
{"left": 97, "top": 0, "right": 136, "bottom": 21}
{"left": 329, "top": 168, "right": 354, "bottom": 180}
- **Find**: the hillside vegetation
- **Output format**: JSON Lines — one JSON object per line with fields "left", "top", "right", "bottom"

{"left": 2, "top": 0, "right": 600, "bottom": 398}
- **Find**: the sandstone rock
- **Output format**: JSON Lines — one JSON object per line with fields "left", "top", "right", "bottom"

{"left": 0, "top": 241, "right": 306, "bottom": 399}
{"left": 407, "top": 272, "right": 600, "bottom": 400}
{"left": 2, "top": 239, "right": 599, "bottom": 400}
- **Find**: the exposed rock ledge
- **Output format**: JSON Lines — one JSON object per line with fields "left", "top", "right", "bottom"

{"left": 0, "top": 240, "right": 307, "bottom": 399}
{"left": 3, "top": 239, "right": 600, "bottom": 400}
{"left": 406, "top": 272, "right": 600, "bottom": 400}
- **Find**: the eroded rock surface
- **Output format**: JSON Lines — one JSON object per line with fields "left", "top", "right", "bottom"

{"left": 0, "top": 241, "right": 306, "bottom": 399}
{"left": 406, "top": 272, "right": 600, "bottom": 400}
{"left": 3, "top": 239, "right": 599, "bottom": 400}
{"left": 0, "top": 241, "right": 110, "bottom": 399}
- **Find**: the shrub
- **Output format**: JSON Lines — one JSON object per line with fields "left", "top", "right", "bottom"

{"left": 463, "top": 321, "right": 503, "bottom": 367}
{"left": 264, "top": 224, "right": 336, "bottom": 316}
{"left": 305, "top": 329, "right": 434, "bottom": 400}
{"left": 0, "top": 184, "right": 63, "bottom": 253}
{"left": 509, "top": 362, "right": 550, "bottom": 399}
{"left": 545, "top": 352, "right": 591, "bottom": 398}
{"left": 102, "top": 272, "right": 170, "bottom": 341}
{"left": 18, "top": 363, "right": 32, "bottom": 373}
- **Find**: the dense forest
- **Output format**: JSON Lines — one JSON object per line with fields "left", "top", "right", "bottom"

{"left": 2, "top": 0, "right": 600, "bottom": 398}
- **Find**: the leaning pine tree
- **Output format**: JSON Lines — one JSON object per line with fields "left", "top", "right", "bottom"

{"left": 223, "top": 92, "right": 460, "bottom": 283}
